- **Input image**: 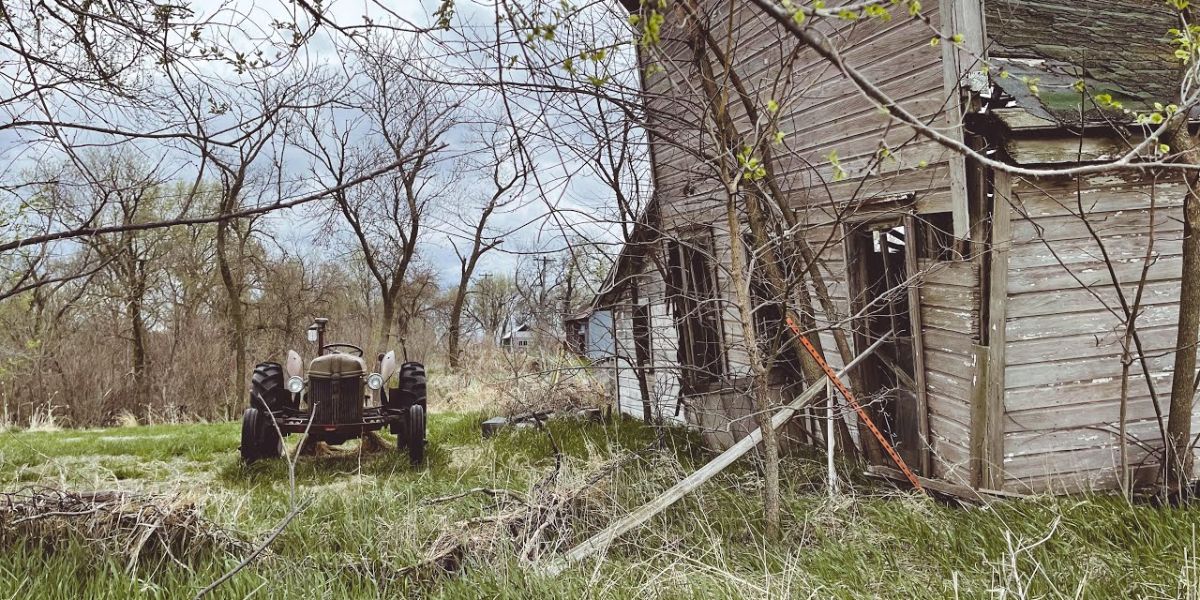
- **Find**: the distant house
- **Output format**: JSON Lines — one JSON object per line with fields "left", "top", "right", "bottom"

{"left": 564, "top": 308, "right": 615, "bottom": 360}
{"left": 499, "top": 324, "right": 535, "bottom": 350}
{"left": 603, "top": 0, "right": 1195, "bottom": 494}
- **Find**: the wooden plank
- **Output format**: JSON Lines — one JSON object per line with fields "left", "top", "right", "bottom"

{"left": 939, "top": 0, "right": 972, "bottom": 238}
{"left": 1012, "top": 177, "right": 1187, "bottom": 217}
{"left": 924, "top": 348, "right": 976, "bottom": 380}
{"left": 1007, "top": 280, "right": 1182, "bottom": 318}
{"left": 923, "top": 327, "right": 976, "bottom": 357}
{"left": 927, "top": 391, "right": 972, "bottom": 426}
{"left": 991, "top": 107, "right": 1060, "bottom": 132}
{"left": 1008, "top": 234, "right": 1182, "bottom": 270}
{"left": 1005, "top": 394, "right": 1164, "bottom": 432}
{"left": 1008, "top": 254, "right": 1183, "bottom": 294}
{"left": 1002, "top": 417, "right": 1163, "bottom": 459}
{"left": 1005, "top": 135, "right": 1141, "bottom": 165}
{"left": 1006, "top": 302, "right": 1178, "bottom": 342}
{"left": 926, "top": 368, "right": 974, "bottom": 401}
{"left": 968, "top": 344, "right": 990, "bottom": 488}
{"left": 983, "top": 169, "right": 1012, "bottom": 489}
{"left": 1006, "top": 325, "right": 1178, "bottom": 366}
{"left": 918, "top": 259, "right": 980, "bottom": 287}
{"left": 920, "top": 282, "right": 980, "bottom": 310}
{"left": 1010, "top": 207, "right": 1183, "bottom": 245}
{"left": 921, "top": 306, "right": 978, "bottom": 335}
{"left": 905, "top": 213, "right": 932, "bottom": 475}
{"left": 865, "top": 466, "right": 1022, "bottom": 504}
{"left": 1004, "top": 350, "right": 1176, "bottom": 390}
{"left": 1005, "top": 372, "right": 1173, "bottom": 413}
{"left": 540, "top": 336, "right": 892, "bottom": 575}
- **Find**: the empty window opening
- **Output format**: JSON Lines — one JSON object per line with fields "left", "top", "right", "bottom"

{"left": 632, "top": 303, "right": 654, "bottom": 374}
{"left": 846, "top": 220, "right": 922, "bottom": 469}
{"left": 666, "top": 235, "right": 725, "bottom": 390}
{"left": 913, "top": 212, "right": 957, "bottom": 262}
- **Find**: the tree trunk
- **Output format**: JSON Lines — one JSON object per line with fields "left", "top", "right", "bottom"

{"left": 725, "top": 188, "right": 780, "bottom": 539}
{"left": 378, "top": 295, "right": 397, "bottom": 357}
{"left": 448, "top": 284, "right": 466, "bottom": 370}
{"left": 215, "top": 218, "right": 246, "bottom": 416}
{"left": 1164, "top": 130, "right": 1200, "bottom": 496}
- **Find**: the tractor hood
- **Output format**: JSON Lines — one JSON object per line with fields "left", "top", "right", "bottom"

{"left": 307, "top": 353, "right": 366, "bottom": 378}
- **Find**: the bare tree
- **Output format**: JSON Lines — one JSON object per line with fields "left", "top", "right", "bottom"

{"left": 447, "top": 127, "right": 527, "bottom": 369}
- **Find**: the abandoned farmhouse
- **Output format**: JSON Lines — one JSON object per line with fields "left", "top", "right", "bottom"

{"left": 590, "top": 0, "right": 1192, "bottom": 494}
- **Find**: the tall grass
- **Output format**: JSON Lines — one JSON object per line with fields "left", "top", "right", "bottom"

{"left": 1, "top": 415, "right": 1200, "bottom": 598}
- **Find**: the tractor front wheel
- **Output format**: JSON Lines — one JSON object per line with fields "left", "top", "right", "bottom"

{"left": 252, "top": 362, "right": 295, "bottom": 411}
{"left": 240, "top": 407, "right": 283, "bottom": 463}
{"left": 407, "top": 404, "right": 426, "bottom": 466}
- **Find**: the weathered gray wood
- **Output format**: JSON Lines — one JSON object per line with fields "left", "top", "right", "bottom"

{"left": 925, "top": 368, "right": 974, "bottom": 401}
{"left": 1005, "top": 302, "right": 1179, "bottom": 342}
{"left": 992, "top": 107, "right": 1061, "bottom": 132}
{"left": 1008, "top": 234, "right": 1182, "bottom": 270}
{"left": 918, "top": 259, "right": 981, "bottom": 287}
{"left": 1005, "top": 135, "right": 1138, "bottom": 165}
{"left": 1006, "top": 394, "right": 1163, "bottom": 432}
{"left": 1005, "top": 371, "right": 1172, "bottom": 413}
{"left": 1006, "top": 325, "right": 1178, "bottom": 366}
{"left": 904, "top": 213, "right": 933, "bottom": 475}
{"left": 1007, "top": 280, "right": 1181, "bottom": 319}
{"left": 919, "top": 284, "right": 980, "bottom": 311}
{"left": 925, "top": 349, "right": 975, "bottom": 381}
{"left": 1008, "top": 254, "right": 1183, "bottom": 295}
{"left": 983, "top": 171, "right": 1012, "bottom": 489}
{"left": 1004, "top": 351, "right": 1176, "bottom": 390}
{"left": 938, "top": 0, "right": 977, "bottom": 238}
{"left": 866, "top": 465, "right": 1021, "bottom": 504}
{"left": 540, "top": 335, "right": 891, "bottom": 575}
{"left": 921, "top": 305, "right": 978, "bottom": 335}
{"left": 969, "top": 344, "right": 991, "bottom": 488}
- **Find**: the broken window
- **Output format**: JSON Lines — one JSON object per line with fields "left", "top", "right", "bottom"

{"left": 912, "top": 212, "right": 957, "bottom": 262}
{"left": 632, "top": 304, "right": 653, "bottom": 374}
{"left": 666, "top": 234, "right": 725, "bottom": 389}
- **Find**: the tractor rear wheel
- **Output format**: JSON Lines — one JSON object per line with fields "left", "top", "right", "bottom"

{"left": 407, "top": 404, "right": 426, "bottom": 466}
{"left": 251, "top": 362, "right": 293, "bottom": 411}
{"left": 240, "top": 407, "right": 283, "bottom": 463}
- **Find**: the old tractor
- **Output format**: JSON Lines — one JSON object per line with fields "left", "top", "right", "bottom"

{"left": 239, "top": 317, "right": 428, "bottom": 465}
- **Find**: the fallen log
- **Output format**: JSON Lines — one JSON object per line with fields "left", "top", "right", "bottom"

{"left": 540, "top": 333, "right": 893, "bottom": 576}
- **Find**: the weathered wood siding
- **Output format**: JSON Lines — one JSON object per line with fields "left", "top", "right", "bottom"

{"left": 611, "top": 266, "right": 685, "bottom": 425}
{"left": 918, "top": 259, "right": 978, "bottom": 485}
{"left": 639, "top": 0, "right": 967, "bottom": 458}
{"left": 1001, "top": 171, "right": 1192, "bottom": 493}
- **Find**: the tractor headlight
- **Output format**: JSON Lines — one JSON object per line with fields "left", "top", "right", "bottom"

{"left": 366, "top": 373, "right": 384, "bottom": 390}
{"left": 287, "top": 376, "right": 304, "bottom": 394}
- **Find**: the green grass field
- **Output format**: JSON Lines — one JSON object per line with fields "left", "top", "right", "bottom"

{"left": 3, "top": 414, "right": 1200, "bottom": 599}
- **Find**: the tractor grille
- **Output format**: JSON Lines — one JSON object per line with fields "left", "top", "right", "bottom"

{"left": 308, "top": 376, "right": 363, "bottom": 424}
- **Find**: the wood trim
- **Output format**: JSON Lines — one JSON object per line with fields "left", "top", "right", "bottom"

{"left": 904, "top": 212, "right": 932, "bottom": 476}
{"left": 937, "top": 0, "right": 986, "bottom": 239}
{"left": 983, "top": 169, "right": 1012, "bottom": 489}
{"left": 968, "top": 343, "right": 989, "bottom": 487}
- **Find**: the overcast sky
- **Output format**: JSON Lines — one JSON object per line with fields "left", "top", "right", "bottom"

{"left": 0, "top": 0, "right": 645, "bottom": 291}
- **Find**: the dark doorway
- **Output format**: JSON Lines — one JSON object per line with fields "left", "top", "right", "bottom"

{"left": 845, "top": 220, "right": 922, "bottom": 469}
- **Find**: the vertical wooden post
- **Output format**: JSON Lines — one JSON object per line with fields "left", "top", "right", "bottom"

{"left": 983, "top": 170, "right": 1012, "bottom": 489}
{"left": 938, "top": 0, "right": 987, "bottom": 241}
{"left": 826, "top": 378, "right": 838, "bottom": 495}
{"left": 904, "top": 213, "right": 932, "bottom": 476}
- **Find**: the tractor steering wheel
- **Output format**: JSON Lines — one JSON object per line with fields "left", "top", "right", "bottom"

{"left": 321, "top": 343, "right": 364, "bottom": 357}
